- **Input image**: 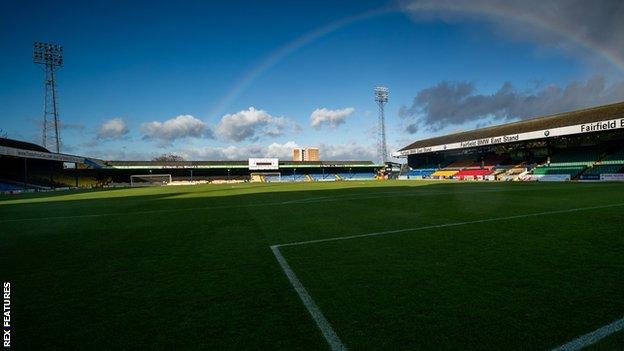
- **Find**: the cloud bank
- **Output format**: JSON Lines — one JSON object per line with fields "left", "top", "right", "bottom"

{"left": 97, "top": 118, "right": 129, "bottom": 139}
{"left": 141, "top": 115, "right": 210, "bottom": 145}
{"left": 216, "top": 107, "right": 298, "bottom": 142}
{"left": 178, "top": 141, "right": 299, "bottom": 160}
{"left": 318, "top": 141, "right": 375, "bottom": 160}
{"left": 400, "top": 76, "right": 624, "bottom": 133}
{"left": 176, "top": 141, "right": 381, "bottom": 161}
{"left": 310, "top": 107, "right": 355, "bottom": 130}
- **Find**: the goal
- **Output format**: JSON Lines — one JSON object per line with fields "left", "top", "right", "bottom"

{"left": 130, "top": 174, "right": 172, "bottom": 186}
{"left": 250, "top": 172, "right": 281, "bottom": 183}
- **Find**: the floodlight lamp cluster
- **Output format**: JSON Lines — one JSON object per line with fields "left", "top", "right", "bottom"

{"left": 374, "top": 86, "right": 389, "bottom": 103}
{"left": 33, "top": 42, "right": 64, "bottom": 67}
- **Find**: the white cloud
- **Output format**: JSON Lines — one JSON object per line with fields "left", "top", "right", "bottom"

{"left": 178, "top": 140, "right": 377, "bottom": 161}
{"left": 85, "top": 139, "right": 390, "bottom": 163}
{"left": 216, "top": 107, "right": 298, "bottom": 142}
{"left": 178, "top": 141, "right": 298, "bottom": 160}
{"left": 318, "top": 141, "right": 375, "bottom": 161}
{"left": 85, "top": 149, "right": 151, "bottom": 161}
{"left": 318, "top": 141, "right": 403, "bottom": 163}
{"left": 310, "top": 107, "right": 355, "bottom": 130}
{"left": 266, "top": 141, "right": 300, "bottom": 158}
{"left": 179, "top": 144, "right": 262, "bottom": 160}
{"left": 97, "top": 118, "right": 129, "bottom": 140}
{"left": 141, "top": 115, "right": 210, "bottom": 146}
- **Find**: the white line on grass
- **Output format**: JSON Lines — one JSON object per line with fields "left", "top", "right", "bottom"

{"left": 271, "top": 246, "right": 347, "bottom": 351}
{"left": 275, "top": 202, "right": 624, "bottom": 248}
{"left": 551, "top": 316, "right": 624, "bottom": 351}
{"left": 271, "top": 202, "right": 624, "bottom": 350}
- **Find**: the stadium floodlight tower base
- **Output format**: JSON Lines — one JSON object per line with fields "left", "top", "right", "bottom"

{"left": 130, "top": 174, "right": 172, "bottom": 186}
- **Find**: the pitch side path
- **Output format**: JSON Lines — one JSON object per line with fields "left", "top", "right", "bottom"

{"left": 1, "top": 181, "right": 623, "bottom": 349}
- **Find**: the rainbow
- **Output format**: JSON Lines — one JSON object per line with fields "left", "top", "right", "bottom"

{"left": 404, "top": 2, "right": 624, "bottom": 71}
{"left": 210, "top": 3, "right": 623, "bottom": 119}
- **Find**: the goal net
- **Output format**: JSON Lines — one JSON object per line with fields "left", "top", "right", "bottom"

{"left": 130, "top": 174, "right": 172, "bottom": 186}
{"left": 250, "top": 172, "right": 281, "bottom": 183}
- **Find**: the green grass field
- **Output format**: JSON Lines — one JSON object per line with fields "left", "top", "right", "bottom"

{"left": 2, "top": 181, "right": 624, "bottom": 350}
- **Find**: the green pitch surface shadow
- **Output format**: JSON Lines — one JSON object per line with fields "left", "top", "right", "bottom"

{"left": 1, "top": 181, "right": 623, "bottom": 349}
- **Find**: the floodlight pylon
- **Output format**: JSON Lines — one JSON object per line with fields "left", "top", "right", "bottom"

{"left": 33, "top": 42, "right": 63, "bottom": 153}
{"left": 374, "top": 86, "right": 389, "bottom": 164}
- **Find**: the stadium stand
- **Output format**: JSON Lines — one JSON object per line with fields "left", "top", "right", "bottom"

{"left": 579, "top": 146, "right": 624, "bottom": 178}
{"left": 0, "top": 137, "right": 49, "bottom": 152}
{"left": 337, "top": 172, "right": 351, "bottom": 180}
{"left": 601, "top": 147, "right": 624, "bottom": 165}
{"left": 582, "top": 164, "right": 624, "bottom": 176}
{"left": 398, "top": 102, "right": 624, "bottom": 182}
{"left": 455, "top": 169, "right": 493, "bottom": 180}
{"left": 409, "top": 160, "right": 449, "bottom": 169}
{"left": 499, "top": 164, "right": 527, "bottom": 177}
{"left": 350, "top": 172, "right": 376, "bottom": 180}
{"left": 287, "top": 173, "right": 306, "bottom": 182}
{"left": 548, "top": 147, "right": 603, "bottom": 166}
{"left": 406, "top": 168, "right": 436, "bottom": 178}
{"left": 84, "top": 158, "right": 106, "bottom": 169}
{"left": 1, "top": 134, "right": 382, "bottom": 188}
{"left": 532, "top": 146, "right": 604, "bottom": 179}
{"left": 337, "top": 172, "right": 376, "bottom": 180}
{"left": 444, "top": 159, "right": 477, "bottom": 169}
{"left": 432, "top": 170, "right": 458, "bottom": 179}
{"left": 264, "top": 174, "right": 282, "bottom": 182}
{"left": 308, "top": 173, "right": 334, "bottom": 181}
{"left": 479, "top": 154, "right": 508, "bottom": 169}
{"left": 0, "top": 182, "right": 24, "bottom": 191}
{"left": 532, "top": 166, "right": 585, "bottom": 178}
{"left": 399, "top": 102, "right": 624, "bottom": 153}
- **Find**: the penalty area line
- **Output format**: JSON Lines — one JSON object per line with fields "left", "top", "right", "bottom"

{"left": 551, "top": 316, "right": 624, "bottom": 351}
{"left": 275, "top": 202, "right": 624, "bottom": 248}
{"left": 271, "top": 202, "right": 624, "bottom": 350}
{"left": 270, "top": 245, "right": 347, "bottom": 351}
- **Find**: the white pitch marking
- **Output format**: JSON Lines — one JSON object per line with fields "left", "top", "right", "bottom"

{"left": 275, "top": 202, "right": 624, "bottom": 248}
{"left": 551, "top": 316, "right": 624, "bottom": 351}
{"left": 272, "top": 202, "right": 624, "bottom": 350}
{"left": 271, "top": 245, "right": 347, "bottom": 351}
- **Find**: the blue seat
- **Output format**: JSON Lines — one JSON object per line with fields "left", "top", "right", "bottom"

{"left": 0, "top": 182, "right": 23, "bottom": 191}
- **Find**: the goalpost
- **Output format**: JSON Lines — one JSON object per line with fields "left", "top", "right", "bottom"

{"left": 130, "top": 174, "right": 172, "bottom": 186}
{"left": 250, "top": 172, "right": 281, "bottom": 183}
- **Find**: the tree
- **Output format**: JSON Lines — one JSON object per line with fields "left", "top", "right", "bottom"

{"left": 152, "top": 153, "right": 185, "bottom": 162}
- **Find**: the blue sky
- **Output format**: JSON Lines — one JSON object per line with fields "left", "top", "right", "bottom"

{"left": 1, "top": 0, "right": 623, "bottom": 161}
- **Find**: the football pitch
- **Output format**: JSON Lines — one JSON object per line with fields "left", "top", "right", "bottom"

{"left": 2, "top": 181, "right": 624, "bottom": 350}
